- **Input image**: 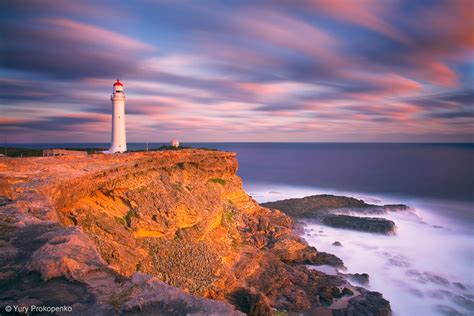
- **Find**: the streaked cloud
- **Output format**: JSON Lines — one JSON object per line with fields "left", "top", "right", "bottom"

{"left": 0, "top": 0, "right": 472, "bottom": 142}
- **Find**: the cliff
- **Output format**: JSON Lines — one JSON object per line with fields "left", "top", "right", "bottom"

{"left": 0, "top": 150, "right": 391, "bottom": 315}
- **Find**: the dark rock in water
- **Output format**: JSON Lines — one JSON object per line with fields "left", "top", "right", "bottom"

{"left": 381, "top": 204, "right": 410, "bottom": 211}
{"left": 332, "top": 241, "right": 342, "bottom": 247}
{"left": 452, "top": 295, "right": 474, "bottom": 310}
{"left": 423, "top": 272, "right": 450, "bottom": 286}
{"left": 262, "top": 195, "right": 369, "bottom": 217}
{"left": 388, "top": 256, "right": 410, "bottom": 267}
{"left": 261, "top": 194, "right": 409, "bottom": 218}
{"left": 436, "top": 304, "right": 465, "bottom": 316}
{"left": 322, "top": 214, "right": 396, "bottom": 234}
{"left": 333, "top": 290, "right": 391, "bottom": 316}
{"left": 347, "top": 273, "right": 370, "bottom": 286}
{"left": 312, "top": 251, "right": 345, "bottom": 268}
{"left": 407, "top": 288, "right": 424, "bottom": 298}
{"left": 439, "top": 290, "right": 453, "bottom": 298}
{"left": 262, "top": 194, "right": 406, "bottom": 235}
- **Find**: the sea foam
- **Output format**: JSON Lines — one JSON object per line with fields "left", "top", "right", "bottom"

{"left": 246, "top": 181, "right": 474, "bottom": 316}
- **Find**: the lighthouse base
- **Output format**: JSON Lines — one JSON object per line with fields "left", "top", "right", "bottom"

{"left": 106, "top": 146, "right": 127, "bottom": 154}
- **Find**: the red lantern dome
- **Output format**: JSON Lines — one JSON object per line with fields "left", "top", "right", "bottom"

{"left": 113, "top": 79, "right": 123, "bottom": 86}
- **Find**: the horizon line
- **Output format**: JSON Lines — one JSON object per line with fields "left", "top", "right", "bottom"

{"left": 2, "top": 141, "right": 473, "bottom": 145}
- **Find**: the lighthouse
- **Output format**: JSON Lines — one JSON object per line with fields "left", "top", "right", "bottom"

{"left": 109, "top": 79, "right": 127, "bottom": 153}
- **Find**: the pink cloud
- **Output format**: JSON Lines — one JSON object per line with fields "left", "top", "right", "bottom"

{"left": 235, "top": 10, "right": 340, "bottom": 61}
{"left": 197, "top": 39, "right": 279, "bottom": 68}
{"left": 375, "top": 75, "right": 423, "bottom": 95}
{"left": 410, "top": 0, "right": 474, "bottom": 59}
{"left": 305, "top": 0, "right": 408, "bottom": 43}
{"left": 0, "top": 117, "right": 30, "bottom": 124}
{"left": 345, "top": 74, "right": 424, "bottom": 101}
{"left": 394, "top": 0, "right": 472, "bottom": 87}
{"left": 237, "top": 81, "right": 314, "bottom": 97}
{"left": 344, "top": 102, "right": 423, "bottom": 123}
{"left": 40, "top": 18, "right": 154, "bottom": 52}
{"left": 413, "top": 61, "right": 459, "bottom": 88}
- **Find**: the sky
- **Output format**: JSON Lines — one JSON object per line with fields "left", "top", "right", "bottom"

{"left": 0, "top": 0, "right": 473, "bottom": 143}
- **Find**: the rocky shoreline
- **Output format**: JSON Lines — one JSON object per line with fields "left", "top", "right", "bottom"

{"left": 0, "top": 151, "right": 392, "bottom": 315}
{"left": 262, "top": 194, "right": 409, "bottom": 235}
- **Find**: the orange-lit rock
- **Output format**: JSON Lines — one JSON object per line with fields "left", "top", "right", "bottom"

{"left": 0, "top": 150, "right": 391, "bottom": 315}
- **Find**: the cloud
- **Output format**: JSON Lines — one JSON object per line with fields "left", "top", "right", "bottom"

{"left": 298, "top": 0, "right": 409, "bottom": 43}
{"left": 40, "top": 18, "right": 153, "bottom": 51}
{"left": 234, "top": 10, "right": 339, "bottom": 59}
{"left": 0, "top": 0, "right": 473, "bottom": 142}
{"left": 0, "top": 114, "right": 109, "bottom": 133}
{"left": 429, "top": 109, "right": 473, "bottom": 119}
{"left": 343, "top": 0, "right": 473, "bottom": 87}
{"left": 0, "top": 0, "right": 126, "bottom": 21}
{"left": 0, "top": 18, "right": 154, "bottom": 79}
{"left": 407, "top": 89, "right": 474, "bottom": 109}
{"left": 0, "top": 78, "right": 58, "bottom": 101}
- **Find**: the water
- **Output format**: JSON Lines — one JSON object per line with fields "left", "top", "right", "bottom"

{"left": 247, "top": 183, "right": 473, "bottom": 316}
{"left": 7, "top": 142, "right": 474, "bottom": 315}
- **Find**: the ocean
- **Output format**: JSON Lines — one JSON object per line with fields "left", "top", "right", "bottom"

{"left": 7, "top": 142, "right": 474, "bottom": 315}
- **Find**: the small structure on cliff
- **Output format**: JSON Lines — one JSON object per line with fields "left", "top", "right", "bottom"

{"left": 170, "top": 138, "right": 180, "bottom": 148}
{"left": 43, "top": 149, "right": 87, "bottom": 157}
{"left": 108, "top": 79, "right": 127, "bottom": 153}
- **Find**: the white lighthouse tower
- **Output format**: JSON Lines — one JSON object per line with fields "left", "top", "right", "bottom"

{"left": 109, "top": 79, "right": 127, "bottom": 153}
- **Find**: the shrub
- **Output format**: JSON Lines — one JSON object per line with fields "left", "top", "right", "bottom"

{"left": 223, "top": 209, "right": 234, "bottom": 224}
{"left": 209, "top": 178, "right": 226, "bottom": 185}
{"left": 124, "top": 209, "right": 138, "bottom": 227}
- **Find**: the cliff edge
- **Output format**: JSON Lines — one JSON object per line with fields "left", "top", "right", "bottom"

{"left": 0, "top": 150, "right": 391, "bottom": 315}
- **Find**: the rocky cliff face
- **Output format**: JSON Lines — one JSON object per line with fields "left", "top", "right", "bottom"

{"left": 0, "top": 150, "right": 391, "bottom": 315}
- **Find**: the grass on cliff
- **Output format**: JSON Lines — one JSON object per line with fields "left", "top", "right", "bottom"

{"left": 123, "top": 209, "right": 138, "bottom": 227}
{"left": 0, "top": 145, "right": 220, "bottom": 157}
{"left": 0, "top": 147, "right": 106, "bottom": 157}
{"left": 223, "top": 209, "right": 234, "bottom": 223}
{"left": 138, "top": 186, "right": 148, "bottom": 193}
{"left": 0, "top": 147, "right": 42, "bottom": 157}
{"left": 209, "top": 178, "right": 226, "bottom": 185}
{"left": 222, "top": 201, "right": 236, "bottom": 226}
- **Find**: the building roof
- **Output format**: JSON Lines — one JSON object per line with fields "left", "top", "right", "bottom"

{"left": 113, "top": 79, "right": 123, "bottom": 86}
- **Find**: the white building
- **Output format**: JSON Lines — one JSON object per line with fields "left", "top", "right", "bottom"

{"left": 108, "top": 80, "right": 127, "bottom": 153}
{"left": 170, "top": 138, "right": 180, "bottom": 148}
